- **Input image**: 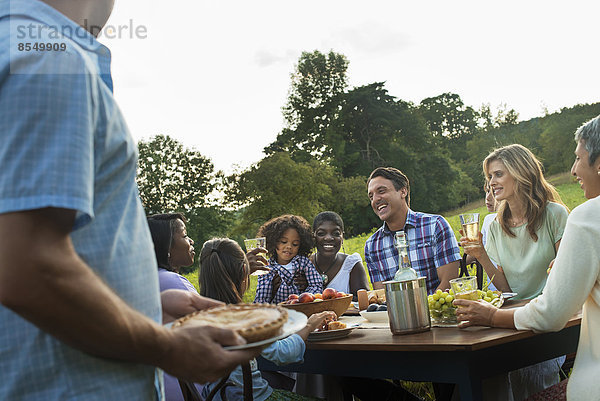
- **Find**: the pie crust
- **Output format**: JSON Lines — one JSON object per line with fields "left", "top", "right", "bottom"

{"left": 173, "top": 303, "right": 288, "bottom": 343}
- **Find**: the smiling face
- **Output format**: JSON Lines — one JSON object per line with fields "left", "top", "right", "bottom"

{"left": 571, "top": 139, "right": 600, "bottom": 199}
{"left": 487, "top": 159, "right": 516, "bottom": 203}
{"left": 314, "top": 220, "right": 343, "bottom": 257}
{"left": 275, "top": 228, "right": 301, "bottom": 265}
{"left": 169, "top": 219, "right": 195, "bottom": 271}
{"left": 367, "top": 176, "right": 409, "bottom": 230}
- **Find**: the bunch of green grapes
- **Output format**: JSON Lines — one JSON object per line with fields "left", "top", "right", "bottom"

{"left": 476, "top": 289, "right": 502, "bottom": 306}
{"left": 428, "top": 288, "right": 503, "bottom": 323}
{"left": 428, "top": 289, "right": 457, "bottom": 323}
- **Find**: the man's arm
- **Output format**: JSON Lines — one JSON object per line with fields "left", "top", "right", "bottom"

{"left": 435, "top": 260, "right": 460, "bottom": 292}
{"left": 0, "top": 208, "right": 259, "bottom": 383}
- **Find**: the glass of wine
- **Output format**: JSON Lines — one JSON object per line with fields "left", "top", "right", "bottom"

{"left": 459, "top": 213, "right": 480, "bottom": 248}
{"left": 244, "top": 237, "right": 268, "bottom": 275}
{"left": 450, "top": 276, "right": 478, "bottom": 306}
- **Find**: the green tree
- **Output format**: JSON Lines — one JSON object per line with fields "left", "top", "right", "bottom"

{"left": 223, "top": 152, "right": 335, "bottom": 235}
{"left": 418, "top": 93, "right": 478, "bottom": 161}
{"left": 265, "top": 50, "right": 349, "bottom": 161}
{"left": 137, "top": 135, "right": 230, "bottom": 248}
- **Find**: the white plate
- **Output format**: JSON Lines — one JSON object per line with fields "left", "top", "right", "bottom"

{"left": 307, "top": 324, "right": 360, "bottom": 341}
{"left": 359, "top": 310, "right": 389, "bottom": 323}
{"left": 224, "top": 309, "right": 307, "bottom": 350}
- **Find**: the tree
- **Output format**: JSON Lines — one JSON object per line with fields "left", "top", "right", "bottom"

{"left": 137, "top": 135, "right": 231, "bottom": 248}
{"left": 137, "top": 135, "right": 216, "bottom": 214}
{"left": 418, "top": 93, "right": 478, "bottom": 161}
{"left": 223, "top": 152, "right": 335, "bottom": 235}
{"left": 265, "top": 50, "right": 349, "bottom": 161}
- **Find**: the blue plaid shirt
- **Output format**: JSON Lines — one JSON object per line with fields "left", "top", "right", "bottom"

{"left": 254, "top": 255, "right": 323, "bottom": 304}
{"left": 0, "top": 1, "right": 161, "bottom": 400}
{"left": 365, "top": 209, "right": 461, "bottom": 294}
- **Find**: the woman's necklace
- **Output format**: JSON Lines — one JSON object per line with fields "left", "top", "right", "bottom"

{"left": 315, "top": 253, "right": 338, "bottom": 285}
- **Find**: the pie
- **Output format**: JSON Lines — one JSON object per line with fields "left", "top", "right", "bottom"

{"left": 173, "top": 303, "right": 288, "bottom": 343}
{"left": 327, "top": 321, "right": 347, "bottom": 331}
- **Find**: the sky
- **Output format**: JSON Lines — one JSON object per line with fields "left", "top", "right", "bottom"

{"left": 102, "top": 0, "right": 600, "bottom": 174}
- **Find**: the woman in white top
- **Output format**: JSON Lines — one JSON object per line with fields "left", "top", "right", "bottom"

{"left": 456, "top": 115, "right": 600, "bottom": 401}
{"left": 309, "top": 211, "right": 369, "bottom": 299}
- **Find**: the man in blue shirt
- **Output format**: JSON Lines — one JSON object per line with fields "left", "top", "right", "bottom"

{"left": 365, "top": 167, "right": 461, "bottom": 293}
{"left": 0, "top": 1, "right": 258, "bottom": 400}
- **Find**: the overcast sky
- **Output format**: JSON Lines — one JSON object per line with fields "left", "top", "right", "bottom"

{"left": 102, "top": 0, "right": 600, "bottom": 174}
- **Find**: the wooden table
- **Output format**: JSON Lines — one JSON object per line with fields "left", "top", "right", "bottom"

{"left": 259, "top": 307, "right": 581, "bottom": 401}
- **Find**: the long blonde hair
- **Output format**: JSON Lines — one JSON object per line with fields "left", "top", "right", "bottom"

{"left": 483, "top": 144, "right": 566, "bottom": 241}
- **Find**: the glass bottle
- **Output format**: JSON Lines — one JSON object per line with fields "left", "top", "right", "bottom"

{"left": 393, "top": 231, "right": 418, "bottom": 282}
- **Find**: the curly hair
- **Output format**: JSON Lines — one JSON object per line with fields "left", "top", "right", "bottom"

{"left": 257, "top": 214, "right": 313, "bottom": 263}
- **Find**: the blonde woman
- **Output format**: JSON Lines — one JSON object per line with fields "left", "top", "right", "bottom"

{"left": 462, "top": 144, "right": 568, "bottom": 300}
{"left": 460, "top": 144, "right": 569, "bottom": 400}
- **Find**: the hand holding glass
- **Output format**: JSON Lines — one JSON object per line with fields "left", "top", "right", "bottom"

{"left": 459, "top": 213, "right": 480, "bottom": 249}
{"left": 450, "top": 276, "right": 479, "bottom": 306}
{"left": 244, "top": 237, "right": 268, "bottom": 276}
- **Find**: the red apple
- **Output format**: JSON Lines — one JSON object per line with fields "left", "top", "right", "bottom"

{"left": 288, "top": 294, "right": 299, "bottom": 300}
{"left": 322, "top": 288, "right": 337, "bottom": 300}
{"left": 289, "top": 299, "right": 299, "bottom": 304}
{"left": 298, "top": 292, "right": 315, "bottom": 303}
{"left": 335, "top": 291, "right": 346, "bottom": 298}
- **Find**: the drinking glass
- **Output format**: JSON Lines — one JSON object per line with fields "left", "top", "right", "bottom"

{"left": 450, "top": 276, "right": 478, "bottom": 306}
{"left": 244, "top": 237, "right": 267, "bottom": 275}
{"left": 459, "top": 213, "right": 480, "bottom": 243}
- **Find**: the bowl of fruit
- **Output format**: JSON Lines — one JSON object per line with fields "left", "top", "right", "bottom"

{"left": 359, "top": 303, "right": 389, "bottom": 323}
{"left": 428, "top": 288, "right": 504, "bottom": 326}
{"left": 279, "top": 288, "right": 352, "bottom": 318}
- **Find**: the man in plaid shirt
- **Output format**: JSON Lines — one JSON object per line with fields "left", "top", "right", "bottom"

{"left": 365, "top": 167, "right": 461, "bottom": 293}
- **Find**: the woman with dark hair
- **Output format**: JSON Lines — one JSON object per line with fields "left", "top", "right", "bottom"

{"left": 147, "top": 213, "right": 197, "bottom": 293}
{"left": 147, "top": 213, "right": 202, "bottom": 401}
{"left": 310, "top": 211, "right": 369, "bottom": 300}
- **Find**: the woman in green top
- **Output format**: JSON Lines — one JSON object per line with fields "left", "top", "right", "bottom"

{"left": 460, "top": 144, "right": 569, "bottom": 400}
{"left": 462, "top": 144, "right": 568, "bottom": 300}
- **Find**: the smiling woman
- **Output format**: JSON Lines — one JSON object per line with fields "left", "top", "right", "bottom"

{"left": 310, "top": 211, "right": 369, "bottom": 300}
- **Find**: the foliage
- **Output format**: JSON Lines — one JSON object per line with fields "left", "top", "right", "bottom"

{"left": 265, "top": 50, "right": 349, "bottom": 162}
{"left": 137, "top": 135, "right": 235, "bottom": 263}
{"left": 137, "top": 134, "right": 216, "bottom": 214}
{"left": 223, "top": 152, "right": 336, "bottom": 236}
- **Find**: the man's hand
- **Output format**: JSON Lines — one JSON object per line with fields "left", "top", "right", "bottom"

{"left": 246, "top": 247, "right": 269, "bottom": 275}
{"left": 160, "top": 323, "right": 262, "bottom": 383}
{"left": 161, "top": 290, "right": 223, "bottom": 324}
{"left": 454, "top": 299, "right": 497, "bottom": 328}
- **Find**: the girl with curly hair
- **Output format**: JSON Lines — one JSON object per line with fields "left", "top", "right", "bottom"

{"left": 254, "top": 215, "right": 323, "bottom": 304}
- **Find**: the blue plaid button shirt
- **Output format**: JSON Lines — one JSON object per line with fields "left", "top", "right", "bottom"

{"left": 365, "top": 209, "right": 461, "bottom": 294}
{"left": 254, "top": 255, "right": 323, "bottom": 304}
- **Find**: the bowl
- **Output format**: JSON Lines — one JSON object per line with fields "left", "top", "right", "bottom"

{"left": 359, "top": 310, "right": 389, "bottom": 323}
{"left": 280, "top": 295, "right": 352, "bottom": 318}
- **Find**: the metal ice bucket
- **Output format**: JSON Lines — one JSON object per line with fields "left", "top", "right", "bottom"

{"left": 384, "top": 277, "right": 431, "bottom": 335}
